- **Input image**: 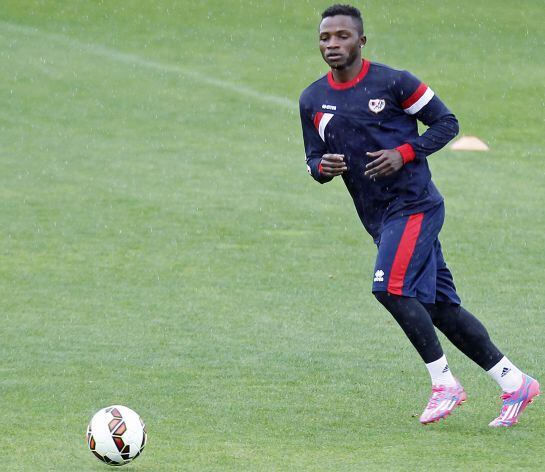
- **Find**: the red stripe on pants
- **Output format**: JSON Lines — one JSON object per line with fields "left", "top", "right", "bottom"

{"left": 387, "top": 213, "right": 424, "bottom": 295}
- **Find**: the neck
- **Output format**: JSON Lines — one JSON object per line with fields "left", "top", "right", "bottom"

{"left": 330, "top": 57, "right": 363, "bottom": 83}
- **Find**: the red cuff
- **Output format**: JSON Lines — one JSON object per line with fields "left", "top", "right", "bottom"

{"left": 318, "top": 161, "right": 324, "bottom": 174}
{"left": 395, "top": 143, "right": 416, "bottom": 164}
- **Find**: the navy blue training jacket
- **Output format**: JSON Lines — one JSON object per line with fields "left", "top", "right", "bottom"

{"left": 299, "top": 59, "right": 459, "bottom": 240}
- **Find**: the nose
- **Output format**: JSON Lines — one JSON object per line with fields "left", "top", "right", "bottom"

{"left": 326, "top": 39, "right": 340, "bottom": 50}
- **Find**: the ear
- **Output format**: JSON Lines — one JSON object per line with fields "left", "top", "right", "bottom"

{"left": 360, "top": 35, "right": 367, "bottom": 48}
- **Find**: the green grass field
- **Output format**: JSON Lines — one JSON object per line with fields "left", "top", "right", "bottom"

{"left": 1, "top": 1, "right": 544, "bottom": 470}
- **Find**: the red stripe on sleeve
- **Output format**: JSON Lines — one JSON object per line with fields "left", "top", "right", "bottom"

{"left": 401, "top": 83, "right": 428, "bottom": 109}
{"left": 395, "top": 143, "right": 416, "bottom": 164}
{"left": 387, "top": 213, "right": 424, "bottom": 295}
{"left": 313, "top": 112, "right": 324, "bottom": 129}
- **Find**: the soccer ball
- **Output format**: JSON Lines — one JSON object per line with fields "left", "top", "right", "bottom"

{"left": 86, "top": 405, "right": 147, "bottom": 466}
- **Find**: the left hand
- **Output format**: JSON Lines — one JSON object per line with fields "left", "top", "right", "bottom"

{"left": 364, "top": 149, "right": 404, "bottom": 179}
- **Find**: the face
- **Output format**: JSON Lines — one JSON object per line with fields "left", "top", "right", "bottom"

{"left": 319, "top": 15, "right": 366, "bottom": 70}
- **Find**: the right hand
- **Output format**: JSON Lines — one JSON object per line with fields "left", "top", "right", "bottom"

{"left": 320, "top": 154, "right": 347, "bottom": 177}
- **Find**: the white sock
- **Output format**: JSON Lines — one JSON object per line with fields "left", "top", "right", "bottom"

{"left": 487, "top": 356, "right": 524, "bottom": 392}
{"left": 426, "top": 355, "right": 457, "bottom": 386}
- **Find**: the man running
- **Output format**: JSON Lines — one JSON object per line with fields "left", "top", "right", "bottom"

{"left": 298, "top": 4, "right": 539, "bottom": 426}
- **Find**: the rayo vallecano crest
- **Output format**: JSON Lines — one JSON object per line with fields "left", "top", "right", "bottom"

{"left": 368, "top": 99, "right": 385, "bottom": 114}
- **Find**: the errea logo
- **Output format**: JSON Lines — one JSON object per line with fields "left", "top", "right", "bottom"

{"left": 374, "top": 270, "right": 384, "bottom": 282}
{"left": 322, "top": 104, "right": 337, "bottom": 111}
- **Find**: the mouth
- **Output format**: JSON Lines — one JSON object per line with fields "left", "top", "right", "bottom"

{"left": 326, "top": 53, "right": 343, "bottom": 61}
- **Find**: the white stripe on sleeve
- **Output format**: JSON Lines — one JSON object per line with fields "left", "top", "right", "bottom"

{"left": 404, "top": 87, "right": 435, "bottom": 115}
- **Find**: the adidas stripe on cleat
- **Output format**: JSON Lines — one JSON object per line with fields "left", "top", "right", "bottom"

{"left": 419, "top": 380, "right": 466, "bottom": 424}
{"left": 489, "top": 374, "right": 540, "bottom": 427}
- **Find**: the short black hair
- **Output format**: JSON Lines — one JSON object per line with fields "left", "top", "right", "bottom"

{"left": 321, "top": 4, "right": 364, "bottom": 35}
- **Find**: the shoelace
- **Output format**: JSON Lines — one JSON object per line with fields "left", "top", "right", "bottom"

{"left": 499, "top": 391, "right": 517, "bottom": 416}
{"left": 426, "top": 385, "right": 446, "bottom": 410}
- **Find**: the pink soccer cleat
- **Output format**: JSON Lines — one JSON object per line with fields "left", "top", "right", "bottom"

{"left": 419, "top": 381, "right": 467, "bottom": 424}
{"left": 489, "top": 374, "right": 540, "bottom": 427}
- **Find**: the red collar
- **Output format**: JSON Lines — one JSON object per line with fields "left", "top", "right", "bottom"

{"left": 327, "top": 59, "right": 370, "bottom": 90}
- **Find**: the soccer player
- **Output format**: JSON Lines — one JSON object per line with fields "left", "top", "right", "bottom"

{"left": 299, "top": 4, "right": 539, "bottom": 426}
